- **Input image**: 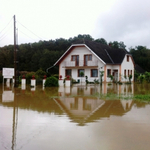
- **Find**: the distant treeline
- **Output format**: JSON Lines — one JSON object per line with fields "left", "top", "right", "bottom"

{"left": 0, "top": 34, "right": 150, "bottom": 75}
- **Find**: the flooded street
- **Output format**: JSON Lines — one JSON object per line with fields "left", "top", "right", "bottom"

{"left": 0, "top": 83, "right": 150, "bottom": 150}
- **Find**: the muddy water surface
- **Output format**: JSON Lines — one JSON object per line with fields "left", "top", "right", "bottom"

{"left": 0, "top": 83, "right": 150, "bottom": 150}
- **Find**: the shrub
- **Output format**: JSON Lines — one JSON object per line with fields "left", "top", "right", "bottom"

{"left": 53, "top": 74, "right": 59, "bottom": 79}
{"left": 36, "top": 68, "right": 46, "bottom": 79}
{"left": 44, "top": 76, "right": 58, "bottom": 87}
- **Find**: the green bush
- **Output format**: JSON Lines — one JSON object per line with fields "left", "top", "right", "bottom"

{"left": 36, "top": 68, "right": 46, "bottom": 79}
{"left": 53, "top": 74, "right": 59, "bottom": 79}
{"left": 45, "top": 76, "right": 58, "bottom": 87}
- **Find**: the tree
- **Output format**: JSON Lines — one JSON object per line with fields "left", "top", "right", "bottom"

{"left": 109, "top": 41, "right": 126, "bottom": 49}
{"left": 95, "top": 38, "right": 107, "bottom": 45}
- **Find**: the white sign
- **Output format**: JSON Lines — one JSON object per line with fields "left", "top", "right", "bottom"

{"left": 2, "top": 68, "right": 14, "bottom": 79}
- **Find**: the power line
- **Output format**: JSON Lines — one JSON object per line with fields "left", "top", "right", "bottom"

{"left": 17, "top": 20, "right": 44, "bottom": 40}
{"left": 0, "top": 25, "right": 13, "bottom": 40}
{"left": 0, "top": 17, "right": 13, "bottom": 34}
{"left": 19, "top": 29, "right": 36, "bottom": 41}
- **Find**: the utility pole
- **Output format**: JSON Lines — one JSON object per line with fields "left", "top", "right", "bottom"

{"left": 14, "top": 15, "right": 17, "bottom": 87}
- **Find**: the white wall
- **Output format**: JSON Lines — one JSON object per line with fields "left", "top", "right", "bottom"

{"left": 59, "top": 46, "right": 105, "bottom": 82}
{"left": 59, "top": 47, "right": 134, "bottom": 83}
{"left": 121, "top": 55, "right": 134, "bottom": 82}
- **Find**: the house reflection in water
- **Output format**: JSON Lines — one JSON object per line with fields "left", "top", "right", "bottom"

{"left": 56, "top": 84, "right": 133, "bottom": 126}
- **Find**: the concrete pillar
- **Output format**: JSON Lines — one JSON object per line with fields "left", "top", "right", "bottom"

{"left": 65, "top": 80, "right": 71, "bottom": 87}
{"left": 43, "top": 75, "right": 47, "bottom": 87}
{"left": 22, "top": 79, "right": 26, "bottom": 85}
{"left": 59, "top": 80, "right": 64, "bottom": 86}
{"left": 31, "top": 75, "right": 36, "bottom": 87}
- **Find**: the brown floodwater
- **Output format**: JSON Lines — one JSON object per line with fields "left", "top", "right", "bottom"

{"left": 0, "top": 83, "right": 150, "bottom": 150}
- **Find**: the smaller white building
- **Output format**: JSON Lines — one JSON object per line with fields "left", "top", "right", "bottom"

{"left": 54, "top": 41, "right": 135, "bottom": 83}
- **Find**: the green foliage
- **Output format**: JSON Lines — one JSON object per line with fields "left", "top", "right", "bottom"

{"left": 129, "top": 75, "right": 132, "bottom": 83}
{"left": 45, "top": 76, "right": 58, "bottom": 87}
{"left": 130, "top": 46, "right": 150, "bottom": 72}
{"left": 85, "top": 75, "right": 88, "bottom": 84}
{"left": 134, "top": 71, "right": 150, "bottom": 83}
{"left": 134, "top": 71, "right": 139, "bottom": 82}
{"left": 35, "top": 68, "right": 46, "bottom": 79}
{"left": 100, "top": 71, "right": 104, "bottom": 85}
{"left": 94, "top": 79, "right": 99, "bottom": 84}
{"left": 0, "top": 34, "right": 149, "bottom": 75}
{"left": 145, "top": 72, "right": 150, "bottom": 82}
{"left": 108, "top": 74, "right": 113, "bottom": 82}
{"left": 95, "top": 38, "right": 107, "bottom": 45}
{"left": 138, "top": 75, "right": 145, "bottom": 83}
{"left": 134, "top": 94, "right": 150, "bottom": 101}
{"left": 109, "top": 41, "right": 126, "bottom": 49}
{"left": 80, "top": 72, "right": 84, "bottom": 77}
{"left": 53, "top": 74, "right": 59, "bottom": 79}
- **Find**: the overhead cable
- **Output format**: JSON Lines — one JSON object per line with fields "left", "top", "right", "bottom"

{"left": 17, "top": 20, "right": 44, "bottom": 40}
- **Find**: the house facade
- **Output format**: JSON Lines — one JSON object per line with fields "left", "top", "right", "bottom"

{"left": 54, "top": 41, "right": 134, "bottom": 83}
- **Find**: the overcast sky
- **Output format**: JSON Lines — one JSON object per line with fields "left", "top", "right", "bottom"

{"left": 0, "top": 0, "right": 150, "bottom": 49}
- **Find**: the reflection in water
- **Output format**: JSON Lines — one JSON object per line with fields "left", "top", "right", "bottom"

{"left": 0, "top": 83, "right": 150, "bottom": 150}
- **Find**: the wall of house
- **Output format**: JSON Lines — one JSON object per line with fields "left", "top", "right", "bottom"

{"left": 103, "top": 55, "right": 134, "bottom": 82}
{"left": 121, "top": 55, "right": 134, "bottom": 82}
{"left": 105, "top": 65, "right": 120, "bottom": 82}
{"left": 59, "top": 46, "right": 134, "bottom": 83}
{"left": 59, "top": 46, "right": 105, "bottom": 83}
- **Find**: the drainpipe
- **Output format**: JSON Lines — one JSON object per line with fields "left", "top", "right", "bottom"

{"left": 46, "top": 65, "right": 55, "bottom": 73}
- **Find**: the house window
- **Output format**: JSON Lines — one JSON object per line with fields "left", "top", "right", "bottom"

{"left": 78, "top": 69, "right": 84, "bottom": 77}
{"left": 71, "top": 55, "right": 76, "bottom": 61}
{"left": 71, "top": 55, "right": 79, "bottom": 61}
{"left": 91, "top": 69, "right": 98, "bottom": 77}
{"left": 124, "top": 70, "right": 126, "bottom": 76}
{"left": 88, "top": 55, "right": 92, "bottom": 60}
{"left": 84, "top": 54, "right": 92, "bottom": 66}
{"left": 107, "top": 69, "right": 111, "bottom": 77}
{"left": 65, "top": 69, "right": 72, "bottom": 77}
{"left": 71, "top": 55, "right": 79, "bottom": 66}
{"left": 84, "top": 54, "right": 92, "bottom": 61}
{"left": 127, "top": 55, "right": 129, "bottom": 62}
{"left": 128, "top": 70, "right": 130, "bottom": 77}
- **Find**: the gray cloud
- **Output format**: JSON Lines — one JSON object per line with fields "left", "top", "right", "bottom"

{"left": 93, "top": 0, "right": 150, "bottom": 49}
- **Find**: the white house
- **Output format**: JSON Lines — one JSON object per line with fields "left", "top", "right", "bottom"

{"left": 54, "top": 41, "right": 135, "bottom": 83}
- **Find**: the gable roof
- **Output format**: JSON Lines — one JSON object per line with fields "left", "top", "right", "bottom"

{"left": 84, "top": 41, "right": 130, "bottom": 64}
{"left": 54, "top": 41, "right": 132, "bottom": 66}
